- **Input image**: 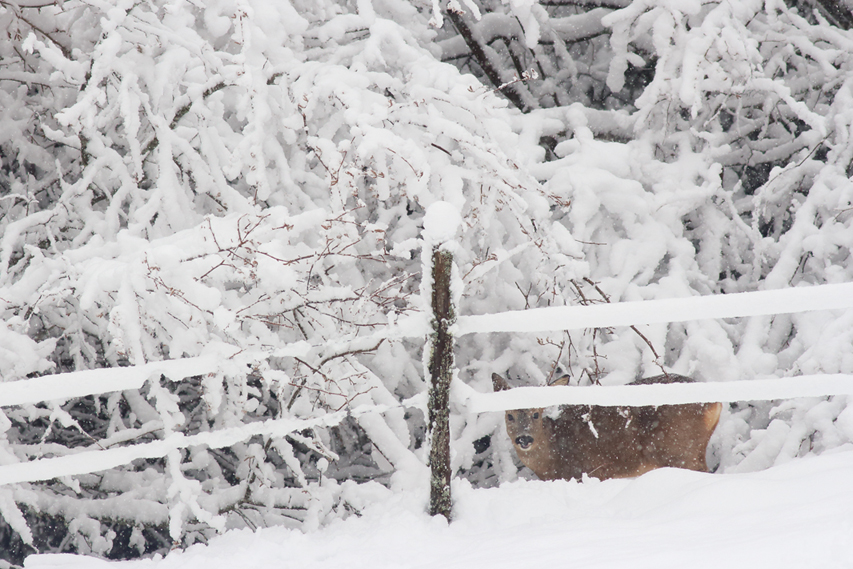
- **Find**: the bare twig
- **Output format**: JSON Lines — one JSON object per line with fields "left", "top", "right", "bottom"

{"left": 581, "top": 277, "right": 668, "bottom": 377}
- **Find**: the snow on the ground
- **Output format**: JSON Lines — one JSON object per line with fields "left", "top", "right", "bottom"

{"left": 26, "top": 447, "right": 853, "bottom": 569}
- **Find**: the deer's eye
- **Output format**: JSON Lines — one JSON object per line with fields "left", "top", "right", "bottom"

{"left": 507, "top": 413, "right": 515, "bottom": 422}
{"left": 532, "top": 412, "right": 540, "bottom": 419}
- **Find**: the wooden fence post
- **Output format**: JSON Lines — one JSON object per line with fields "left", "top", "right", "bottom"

{"left": 427, "top": 246, "right": 454, "bottom": 519}
{"left": 423, "top": 202, "right": 460, "bottom": 521}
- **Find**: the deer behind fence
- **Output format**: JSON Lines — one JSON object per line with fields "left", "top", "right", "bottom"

{"left": 492, "top": 373, "right": 722, "bottom": 481}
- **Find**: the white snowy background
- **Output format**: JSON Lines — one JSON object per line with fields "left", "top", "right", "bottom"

{"left": 1, "top": 0, "right": 853, "bottom": 566}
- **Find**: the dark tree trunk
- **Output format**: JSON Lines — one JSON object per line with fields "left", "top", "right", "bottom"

{"left": 444, "top": 8, "right": 534, "bottom": 113}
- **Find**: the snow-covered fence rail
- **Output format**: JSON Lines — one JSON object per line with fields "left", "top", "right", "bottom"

{"left": 456, "top": 282, "right": 853, "bottom": 335}
{"left": 0, "top": 356, "right": 217, "bottom": 407}
{"left": 0, "top": 409, "right": 354, "bottom": 487}
{"left": 0, "top": 399, "right": 415, "bottom": 487}
{"left": 463, "top": 374, "right": 853, "bottom": 413}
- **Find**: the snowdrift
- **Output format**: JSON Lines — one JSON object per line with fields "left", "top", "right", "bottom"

{"left": 26, "top": 448, "right": 853, "bottom": 569}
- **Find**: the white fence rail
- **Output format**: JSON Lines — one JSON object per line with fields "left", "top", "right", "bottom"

{"left": 0, "top": 356, "right": 217, "bottom": 408}
{"left": 457, "top": 281, "right": 853, "bottom": 335}
{"left": 0, "top": 408, "right": 365, "bottom": 486}
{"left": 463, "top": 374, "right": 853, "bottom": 413}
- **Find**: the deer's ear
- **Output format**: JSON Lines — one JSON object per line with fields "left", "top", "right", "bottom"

{"left": 550, "top": 375, "right": 570, "bottom": 387}
{"left": 492, "top": 373, "right": 510, "bottom": 392}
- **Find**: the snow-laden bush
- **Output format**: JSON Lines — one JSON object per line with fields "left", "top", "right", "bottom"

{"left": 0, "top": 0, "right": 852, "bottom": 563}
{"left": 0, "top": 0, "right": 583, "bottom": 560}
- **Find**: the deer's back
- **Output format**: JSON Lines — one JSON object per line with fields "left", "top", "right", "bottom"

{"left": 548, "top": 374, "right": 721, "bottom": 480}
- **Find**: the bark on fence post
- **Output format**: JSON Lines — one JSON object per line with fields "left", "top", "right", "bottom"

{"left": 423, "top": 201, "right": 460, "bottom": 521}
{"left": 427, "top": 246, "right": 455, "bottom": 520}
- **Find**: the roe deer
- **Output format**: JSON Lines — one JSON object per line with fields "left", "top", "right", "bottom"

{"left": 492, "top": 373, "right": 722, "bottom": 481}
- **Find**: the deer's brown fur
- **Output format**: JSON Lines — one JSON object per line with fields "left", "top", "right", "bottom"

{"left": 492, "top": 373, "right": 722, "bottom": 481}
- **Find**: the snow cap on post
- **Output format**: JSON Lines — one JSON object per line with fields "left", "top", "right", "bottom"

{"left": 423, "top": 201, "right": 462, "bottom": 246}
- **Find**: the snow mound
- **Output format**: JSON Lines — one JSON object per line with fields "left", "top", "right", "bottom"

{"left": 26, "top": 448, "right": 853, "bottom": 569}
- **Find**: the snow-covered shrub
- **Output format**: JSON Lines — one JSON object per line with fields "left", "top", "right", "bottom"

{"left": 0, "top": 0, "right": 580, "bottom": 561}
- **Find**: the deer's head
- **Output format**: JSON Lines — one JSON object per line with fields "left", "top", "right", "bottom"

{"left": 491, "top": 373, "right": 568, "bottom": 453}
